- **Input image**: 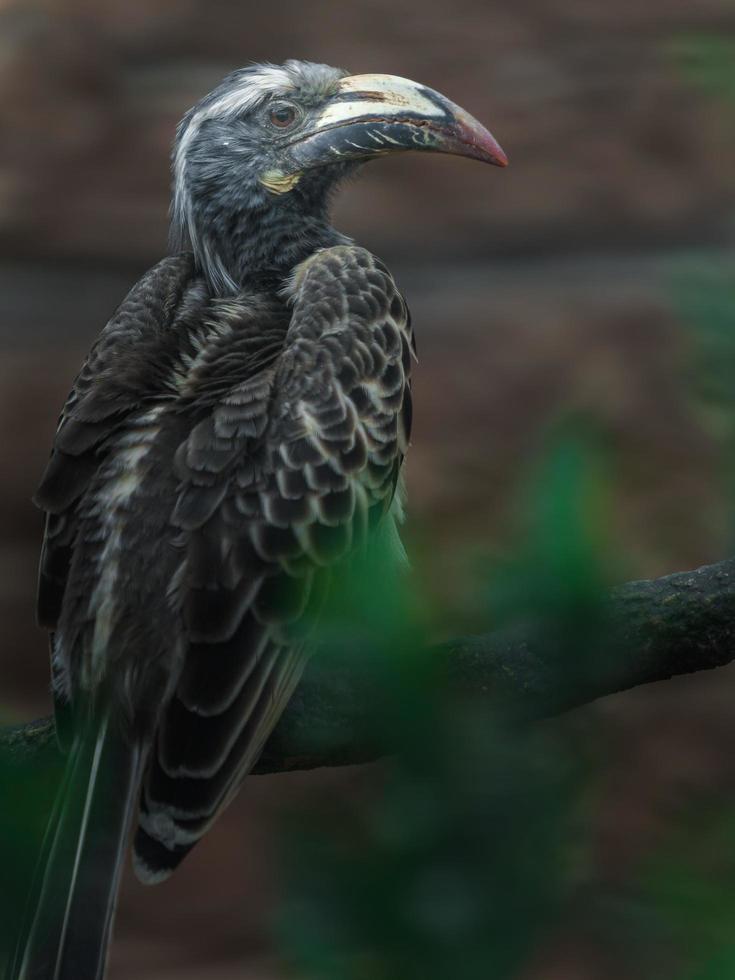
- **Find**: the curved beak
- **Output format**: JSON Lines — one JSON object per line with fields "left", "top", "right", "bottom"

{"left": 284, "top": 73, "right": 508, "bottom": 174}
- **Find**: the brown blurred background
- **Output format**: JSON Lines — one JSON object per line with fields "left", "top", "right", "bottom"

{"left": 3, "top": 0, "right": 735, "bottom": 977}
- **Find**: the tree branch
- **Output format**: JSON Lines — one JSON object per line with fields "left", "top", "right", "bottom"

{"left": 3, "top": 557, "right": 735, "bottom": 777}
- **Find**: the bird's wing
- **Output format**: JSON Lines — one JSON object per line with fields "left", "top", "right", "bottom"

{"left": 134, "top": 245, "right": 414, "bottom": 881}
{"left": 35, "top": 254, "right": 196, "bottom": 632}
{"left": 11, "top": 254, "right": 202, "bottom": 980}
{"left": 34, "top": 254, "right": 197, "bottom": 741}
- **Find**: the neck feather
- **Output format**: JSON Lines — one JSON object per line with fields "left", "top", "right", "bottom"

{"left": 171, "top": 177, "right": 348, "bottom": 296}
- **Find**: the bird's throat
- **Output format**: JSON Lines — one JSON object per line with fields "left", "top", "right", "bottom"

{"left": 184, "top": 180, "right": 346, "bottom": 296}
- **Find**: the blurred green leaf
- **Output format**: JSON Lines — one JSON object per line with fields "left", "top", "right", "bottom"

{"left": 670, "top": 262, "right": 735, "bottom": 538}
{"left": 672, "top": 265, "right": 735, "bottom": 414}
{"left": 485, "top": 431, "right": 614, "bottom": 623}
{"left": 275, "top": 516, "right": 586, "bottom": 979}
{"left": 638, "top": 802, "right": 735, "bottom": 980}
{"left": 0, "top": 747, "right": 61, "bottom": 967}
{"left": 668, "top": 34, "right": 735, "bottom": 103}
{"left": 276, "top": 713, "right": 579, "bottom": 980}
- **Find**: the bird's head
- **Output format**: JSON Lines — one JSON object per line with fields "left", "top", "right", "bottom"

{"left": 172, "top": 60, "right": 507, "bottom": 294}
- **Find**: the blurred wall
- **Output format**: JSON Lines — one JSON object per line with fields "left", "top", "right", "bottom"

{"left": 3, "top": 2, "right": 735, "bottom": 977}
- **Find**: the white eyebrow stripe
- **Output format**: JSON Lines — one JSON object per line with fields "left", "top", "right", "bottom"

{"left": 179, "top": 66, "right": 294, "bottom": 161}
{"left": 207, "top": 69, "right": 295, "bottom": 119}
{"left": 172, "top": 65, "right": 296, "bottom": 288}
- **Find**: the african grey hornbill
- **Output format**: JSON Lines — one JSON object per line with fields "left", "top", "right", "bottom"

{"left": 8, "top": 60, "right": 506, "bottom": 979}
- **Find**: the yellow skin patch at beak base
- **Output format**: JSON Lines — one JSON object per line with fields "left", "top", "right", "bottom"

{"left": 260, "top": 169, "right": 302, "bottom": 194}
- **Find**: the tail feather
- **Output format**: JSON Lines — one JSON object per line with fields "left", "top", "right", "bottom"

{"left": 6, "top": 712, "right": 141, "bottom": 980}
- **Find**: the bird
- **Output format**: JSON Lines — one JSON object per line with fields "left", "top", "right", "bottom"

{"left": 7, "top": 59, "right": 507, "bottom": 980}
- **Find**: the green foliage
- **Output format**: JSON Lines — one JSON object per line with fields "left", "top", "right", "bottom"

{"left": 672, "top": 263, "right": 735, "bottom": 425}
{"left": 638, "top": 803, "right": 735, "bottom": 980}
{"left": 274, "top": 434, "right": 608, "bottom": 978}
{"left": 0, "top": 747, "right": 61, "bottom": 967}
{"left": 484, "top": 432, "right": 614, "bottom": 624}
{"left": 277, "top": 717, "right": 577, "bottom": 980}
{"left": 666, "top": 35, "right": 735, "bottom": 474}
{"left": 472, "top": 430, "right": 620, "bottom": 710}
{"left": 653, "top": 42, "right": 735, "bottom": 974}
{"left": 670, "top": 259, "right": 735, "bottom": 535}
{"left": 668, "top": 34, "right": 735, "bottom": 104}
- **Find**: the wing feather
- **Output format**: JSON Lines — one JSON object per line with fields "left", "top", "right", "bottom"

{"left": 135, "top": 245, "right": 414, "bottom": 881}
{"left": 35, "top": 256, "right": 197, "bottom": 631}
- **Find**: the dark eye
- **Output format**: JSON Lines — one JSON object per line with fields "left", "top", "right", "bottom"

{"left": 269, "top": 104, "right": 298, "bottom": 129}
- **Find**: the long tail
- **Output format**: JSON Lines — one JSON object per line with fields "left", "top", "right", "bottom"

{"left": 6, "top": 711, "right": 142, "bottom": 980}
